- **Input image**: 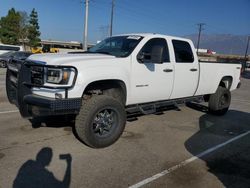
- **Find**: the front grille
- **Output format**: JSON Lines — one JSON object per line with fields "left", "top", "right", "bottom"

{"left": 8, "top": 60, "right": 20, "bottom": 85}
{"left": 30, "top": 66, "right": 44, "bottom": 85}
{"left": 6, "top": 59, "right": 22, "bottom": 105}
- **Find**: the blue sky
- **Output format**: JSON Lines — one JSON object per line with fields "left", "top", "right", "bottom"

{"left": 0, "top": 0, "right": 249, "bottom": 43}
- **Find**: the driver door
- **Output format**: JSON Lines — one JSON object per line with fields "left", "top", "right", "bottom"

{"left": 129, "top": 38, "right": 174, "bottom": 104}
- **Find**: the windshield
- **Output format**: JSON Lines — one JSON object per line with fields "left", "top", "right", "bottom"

{"left": 88, "top": 35, "right": 143, "bottom": 57}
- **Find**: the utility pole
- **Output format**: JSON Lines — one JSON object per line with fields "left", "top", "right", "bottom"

{"left": 243, "top": 36, "right": 250, "bottom": 72}
{"left": 83, "top": 0, "right": 89, "bottom": 51}
{"left": 109, "top": 0, "right": 115, "bottom": 37}
{"left": 244, "top": 36, "right": 250, "bottom": 60}
{"left": 196, "top": 23, "right": 205, "bottom": 54}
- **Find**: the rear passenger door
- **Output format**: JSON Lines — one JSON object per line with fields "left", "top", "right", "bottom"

{"left": 170, "top": 40, "right": 199, "bottom": 99}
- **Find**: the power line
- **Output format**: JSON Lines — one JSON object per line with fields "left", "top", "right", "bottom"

{"left": 196, "top": 23, "right": 205, "bottom": 53}
{"left": 91, "top": 1, "right": 171, "bottom": 31}
{"left": 90, "top": 1, "right": 193, "bottom": 36}
{"left": 99, "top": 25, "right": 110, "bottom": 39}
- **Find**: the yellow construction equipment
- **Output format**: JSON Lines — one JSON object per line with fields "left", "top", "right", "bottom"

{"left": 31, "top": 47, "right": 43, "bottom": 54}
{"left": 31, "top": 45, "right": 59, "bottom": 54}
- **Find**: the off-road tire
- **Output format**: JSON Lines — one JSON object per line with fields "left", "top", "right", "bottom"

{"left": 75, "top": 95, "right": 126, "bottom": 148}
{"left": 103, "top": 88, "right": 126, "bottom": 105}
{"left": 208, "top": 86, "right": 231, "bottom": 115}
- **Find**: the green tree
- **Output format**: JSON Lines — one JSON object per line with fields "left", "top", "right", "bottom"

{"left": 28, "top": 8, "right": 41, "bottom": 47}
{"left": 0, "top": 8, "right": 21, "bottom": 45}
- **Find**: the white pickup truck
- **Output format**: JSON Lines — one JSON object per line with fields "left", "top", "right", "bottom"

{"left": 6, "top": 33, "right": 241, "bottom": 148}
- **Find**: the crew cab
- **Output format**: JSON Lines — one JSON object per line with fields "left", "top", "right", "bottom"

{"left": 6, "top": 33, "right": 241, "bottom": 148}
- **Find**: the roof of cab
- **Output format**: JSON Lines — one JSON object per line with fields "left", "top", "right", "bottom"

{"left": 113, "top": 33, "right": 192, "bottom": 42}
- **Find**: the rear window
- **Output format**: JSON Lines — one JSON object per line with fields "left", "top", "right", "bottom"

{"left": 172, "top": 40, "right": 194, "bottom": 63}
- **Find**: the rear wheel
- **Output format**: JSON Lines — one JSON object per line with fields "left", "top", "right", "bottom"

{"left": 75, "top": 95, "right": 126, "bottom": 148}
{"left": 208, "top": 86, "right": 231, "bottom": 115}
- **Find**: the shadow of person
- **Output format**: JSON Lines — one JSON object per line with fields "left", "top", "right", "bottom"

{"left": 13, "top": 147, "right": 72, "bottom": 188}
{"left": 185, "top": 110, "right": 250, "bottom": 187}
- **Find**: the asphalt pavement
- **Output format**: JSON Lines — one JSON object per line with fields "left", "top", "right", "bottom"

{"left": 0, "top": 68, "right": 250, "bottom": 188}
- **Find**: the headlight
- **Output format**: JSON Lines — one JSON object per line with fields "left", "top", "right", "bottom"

{"left": 45, "top": 67, "right": 73, "bottom": 85}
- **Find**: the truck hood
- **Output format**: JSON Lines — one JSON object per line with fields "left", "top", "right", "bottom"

{"left": 27, "top": 53, "right": 117, "bottom": 66}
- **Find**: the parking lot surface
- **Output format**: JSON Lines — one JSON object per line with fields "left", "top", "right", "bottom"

{"left": 0, "top": 68, "right": 250, "bottom": 188}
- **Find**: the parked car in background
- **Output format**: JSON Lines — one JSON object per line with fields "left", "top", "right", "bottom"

{"left": 0, "top": 44, "right": 24, "bottom": 55}
{"left": 0, "top": 51, "right": 32, "bottom": 68}
{"left": 246, "top": 61, "right": 250, "bottom": 68}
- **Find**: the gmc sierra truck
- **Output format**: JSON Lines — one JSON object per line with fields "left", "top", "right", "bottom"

{"left": 6, "top": 33, "right": 241, "bottom": 148}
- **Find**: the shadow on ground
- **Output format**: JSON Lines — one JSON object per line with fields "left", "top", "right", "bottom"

{"left": 29, "top": 115, "right": 75, "bottom": 129}
{"left": 185, "top": 105, "right": 250, "bottom": 188}
{"left": 13, "top": 147, "right": 72, "bottom": 188}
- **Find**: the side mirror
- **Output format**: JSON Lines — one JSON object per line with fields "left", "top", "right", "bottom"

{"left": 137, "top": 52, "right": 153, "bottom": 63}
{"left": 150, "top": 45, "right": 164, "bottom": 64}
{"left": 137, "top": 52, "right": 145, "bottom": 63}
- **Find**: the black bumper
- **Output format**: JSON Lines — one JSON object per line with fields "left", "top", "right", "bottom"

{"left": 24, "top": 94, "right": 81, "bottom": 117}
{"left": 6, "top": 60, "right": 81, "bottom": 117}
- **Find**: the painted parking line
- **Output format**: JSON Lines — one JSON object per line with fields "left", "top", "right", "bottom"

{"left": 129, "top": 130, "right": 250, "bottom": 188}
{"left": 0, "top": 110, "right": 19, "bottom": 114}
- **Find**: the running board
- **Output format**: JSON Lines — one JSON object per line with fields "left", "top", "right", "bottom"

{"left": 126, "top": 96, "right": 204, "bottom": 116}
{"left": 138, "top": 104, "right": 156, "bottom": 115}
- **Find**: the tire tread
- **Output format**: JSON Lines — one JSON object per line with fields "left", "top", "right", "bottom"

{"left": 75, "top": 95, "right": 126, "bottom": 148}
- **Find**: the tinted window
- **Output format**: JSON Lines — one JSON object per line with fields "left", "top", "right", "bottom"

{"left": 172, "top": 40, "right": 194, "bottom": 63}
{"left": 13, "top": 52, "right": 22, "bottom": 58}
{"left": 13, "top": 52, "right": 31, "bottom": 59}
{"left": 139, "top": 38, "right": 170, "bottom": 63}
{"left": 0, "top": 45, "right": 20, "bottom": 51}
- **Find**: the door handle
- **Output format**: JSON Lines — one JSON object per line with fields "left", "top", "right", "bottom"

{"left": 163, "top": 69, "right": 173, "bottom": 72}
{"left": 190, "top": 68, "right": 198, "bottom": 72}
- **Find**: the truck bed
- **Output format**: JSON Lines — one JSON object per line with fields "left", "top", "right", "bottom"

{"left": 195, "top": 62, "right": 241, "bottom": 96}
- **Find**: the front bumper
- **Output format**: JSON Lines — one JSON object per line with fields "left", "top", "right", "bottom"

{"left": 24, "top": 94, "right": 81, "bottom": 117}
{"left": 6, "top": 60, "right": 81, "bottom": 117}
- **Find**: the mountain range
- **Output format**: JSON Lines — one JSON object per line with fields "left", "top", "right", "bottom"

{"left": 184, "top": 34, "right": 249, "bottom": 55}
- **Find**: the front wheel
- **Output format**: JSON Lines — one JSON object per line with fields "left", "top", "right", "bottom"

{"left": 75, "top": 95, "right": 126, "bottom": 148}
{"left": 208, "top": 86, "right": 231, "bottom": 115}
